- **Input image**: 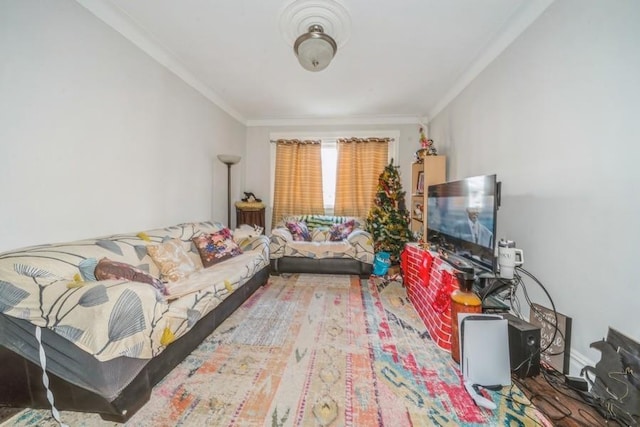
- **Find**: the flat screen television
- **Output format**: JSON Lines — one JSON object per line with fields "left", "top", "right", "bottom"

{"left": 426, "top": 174, "right": 500, "bottom": 272}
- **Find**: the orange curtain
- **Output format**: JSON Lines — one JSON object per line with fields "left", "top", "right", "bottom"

{"left": 334, "top": 137, "right": 389, "bottom": 217}
{"left": 272, "top": 139, "right": 324, "bottom": 226}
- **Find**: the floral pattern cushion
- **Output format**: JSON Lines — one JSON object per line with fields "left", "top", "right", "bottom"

{"left": 192, "top": 228, "right": 242, "bottom": 268}
{"left": 147, "top": 238, "right": 198, "bottom": 282}
{"left": 329, "top": 219, "right": 356, "bottom": 241}
{"left": 286, "top": 221, "right": 311, "bottom": 241}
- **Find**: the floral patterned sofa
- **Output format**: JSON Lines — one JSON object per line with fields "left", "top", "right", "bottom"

{"left": 269, "top": 215, "right": 374, "bottom": 277}
{"left": 0, "top": 221, "right": 270, "bottom": 422}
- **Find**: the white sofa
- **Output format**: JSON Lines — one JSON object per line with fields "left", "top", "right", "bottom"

{"left": 269, "top": 215, "right": 374, "bottom": 277}
{"left": 0, "top": 221, "right": 270, "bottom": 422}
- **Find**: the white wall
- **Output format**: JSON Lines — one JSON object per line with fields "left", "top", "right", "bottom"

{"left": 429, "top": 0, "right": 640, "bottom": 372}
{"left": 0, "top": 0, "right": 245, "bottom": 252}
{"left": 245, "top": 123, "right": 425, "bottom": 231}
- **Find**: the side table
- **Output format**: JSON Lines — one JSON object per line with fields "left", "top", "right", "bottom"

{"left": 235, "top": 202, "right": 265, "bottom": 231}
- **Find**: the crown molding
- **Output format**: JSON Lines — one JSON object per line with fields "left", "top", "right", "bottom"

{"left": 246, "top": 114, "right": 427, "bottom": 127}
{"left": 427, "top": 0, "right": 555, "bottom": 121}
{"left": 76, "top": 0, "right": 552, "bottom": 129}
{"left": 75, "top": 0, "right": 247, "bottom": 125}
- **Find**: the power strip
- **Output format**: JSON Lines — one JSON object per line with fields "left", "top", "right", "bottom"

{"left": 565, "top": 375, "right": 589, "bottom": 392}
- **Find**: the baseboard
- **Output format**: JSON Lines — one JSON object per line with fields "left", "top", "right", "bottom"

{"left": 569, "top": 348, "right": 595, "bottom": 377}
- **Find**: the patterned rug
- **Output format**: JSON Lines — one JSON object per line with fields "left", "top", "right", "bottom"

{"left": 3, "top": 274, "right": 549, "bottom": 426}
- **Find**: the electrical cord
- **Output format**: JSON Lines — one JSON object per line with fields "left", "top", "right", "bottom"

{"left": 500, "top": 267, "right": 572, "bottom": 391}
{"left": 493, "top": 267, "right": 631, "bottom": 426}
{"left": 539, "top": 363, "right": 627, "bottom": 426}
{"left": 508, "top": 282, "right": 523, "bottom": 319}
{"left": 515, "top": 266, "right": 559, "bottom": 356}
{"left": 493, "top": 383, "right": 547, "bottom": 427}
{"left": 512, "top": 373, "right": 610, "bottom": 427}
{"left": 510, "top": 375, "right": 574, "bottom": 425}
{"left": 504, "top": 267, "right": 562, "bottom": 378}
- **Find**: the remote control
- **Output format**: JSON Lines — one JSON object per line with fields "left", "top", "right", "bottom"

{"left": 464, "top": 382, "right": 497, "bottom": 410}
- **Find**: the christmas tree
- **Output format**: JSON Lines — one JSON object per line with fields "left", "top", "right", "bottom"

{"left": 366, "top": 159, "right": 413, "bottom": 263}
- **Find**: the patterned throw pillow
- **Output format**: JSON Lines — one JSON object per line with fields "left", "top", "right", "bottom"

{"left": 286, "top": 221, "right": 311, "bottom": 241}
{"left": 147, "top": 238, "right": 198, "bottom": 282}
{"left": 94, "top": 258, "right": 167, "bottom": 295}
{"left": 192, "top": 228, "right": 242, "bottom": 268}
{"left": 329, "top": 219, "right": 356, "bottom": 241}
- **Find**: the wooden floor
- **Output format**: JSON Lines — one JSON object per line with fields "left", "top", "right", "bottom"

{"left": 516, "top": 369, "right": 620, "bottom": 427}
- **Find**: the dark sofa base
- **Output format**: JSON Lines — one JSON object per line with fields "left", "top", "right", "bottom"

{"left": 0, "top": 266, "right": 270, "bottom": 423}
{"left": 270, "top": 257, "right": 372, "bottom": 278}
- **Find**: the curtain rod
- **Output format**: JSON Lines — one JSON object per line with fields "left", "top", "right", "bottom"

{"left": 269, "top": 137, "right": 394, "bottom": 143}
{"left": 269, "top": 139, "right": 321, "bottom": 144}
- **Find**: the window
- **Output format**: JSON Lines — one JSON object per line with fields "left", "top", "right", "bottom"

{"left": 321, "top": 141, "right": 337, "bottom": 213}
{"left": 270, "top": 131, "right": 399, "bottom": 223}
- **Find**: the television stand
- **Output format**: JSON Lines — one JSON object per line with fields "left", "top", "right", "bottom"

{"left": 439, "top": 252, "right": 475, "bottom": 274}
{"left": 474, "top": 272, "right": 510, "bottom": 297}
{"left": 473, "top": 272, "right": 511, "bottom": 312}
{"left": 436, "top": 249, "right": 511, "bottom": 313}
{"left": 402, "top": 243, "right": 509, "bottom": 350}
{"left": 436, "top": 249, "right": 511, "bottom": 310}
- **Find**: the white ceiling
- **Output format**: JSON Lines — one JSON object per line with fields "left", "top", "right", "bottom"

{"left": 78, "top": 0, "right": 553, "bottom": 126}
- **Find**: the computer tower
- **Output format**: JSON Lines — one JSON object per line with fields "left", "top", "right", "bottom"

{"left": 502, "top": 313, "right": 541, "bottom": 378}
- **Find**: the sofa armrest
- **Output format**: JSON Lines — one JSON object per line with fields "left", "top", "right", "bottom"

{"left": 269, "top": 228, "right": 293, "bottom": 259}
{"left": 237, "top": 235, "right": 270, "bottom": 264}
{"left": 347, "top": 229, "right": 375, "bottom": 264}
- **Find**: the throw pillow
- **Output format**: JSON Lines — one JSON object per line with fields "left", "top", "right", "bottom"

{"left": 192, "top": 228, "right": 242, "bottom": 268}
{"left": 329, "top": 219, "right": 356, "bottom": 241}
{"left": 147, "top": 238, "right": 198, "bottom": 282}
{"left": 285, "top": 221, "right": 311, "bottom": 241}
{"left": 94, "top": 258, "right": 167, "bottom": 295}
{"left": 311, "top": 227, "right": 330, "bottom": 242}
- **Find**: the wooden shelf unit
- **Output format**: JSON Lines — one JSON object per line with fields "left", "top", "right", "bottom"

{"left": 409, "top": 155, "right": 446, "bottom": 240}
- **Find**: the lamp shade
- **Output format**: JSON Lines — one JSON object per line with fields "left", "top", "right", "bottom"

{"left": 294, "top": 25, "right": 337, "bottom": 72}
{"left": 217, "top": 154, "right": 241, "bottom": 165}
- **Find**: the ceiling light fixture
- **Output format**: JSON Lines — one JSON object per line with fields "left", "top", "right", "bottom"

{"left": 293, "top": 24, "right": 337, "bottom": 72}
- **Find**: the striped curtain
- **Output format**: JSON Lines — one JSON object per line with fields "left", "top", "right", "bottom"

{"left": 272, "top": 139, "right": 325, "bottom": 227}
{"left": 334, "top": 137, "right": 389, "bottom": 217}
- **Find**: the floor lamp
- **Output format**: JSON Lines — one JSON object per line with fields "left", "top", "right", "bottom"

{"left": 217, "top": 154, "right": 241, "bottom": 227}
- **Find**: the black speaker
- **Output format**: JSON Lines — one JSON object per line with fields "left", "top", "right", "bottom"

{"left": 502, "top": 313, "right": 540, "bottom": 378}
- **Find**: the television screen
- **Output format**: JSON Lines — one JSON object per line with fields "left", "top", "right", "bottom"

{"left": 426, "top": 174, "right": 500, "bottom": 272}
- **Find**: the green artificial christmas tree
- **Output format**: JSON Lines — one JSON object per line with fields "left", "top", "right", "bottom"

{"left": 366, "top": 159, "right": 413, "bottom": 264}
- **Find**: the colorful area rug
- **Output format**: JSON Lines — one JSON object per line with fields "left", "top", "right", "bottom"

{"left": 4, "top": 274, "right": 548, "bottom": 426}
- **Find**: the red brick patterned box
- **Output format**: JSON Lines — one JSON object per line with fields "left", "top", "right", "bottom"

{"left": 401, "top": 243, "right": 460, "bottom": 352}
